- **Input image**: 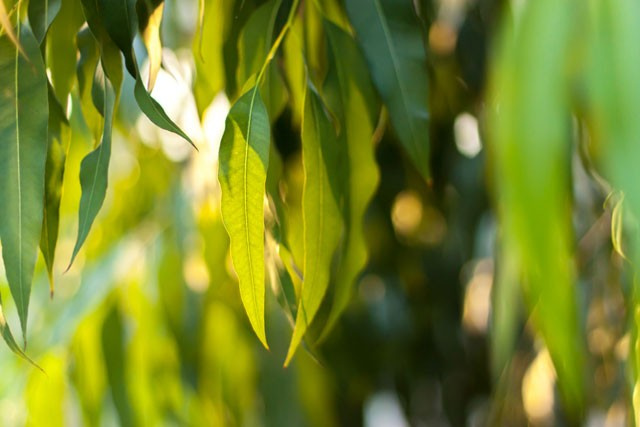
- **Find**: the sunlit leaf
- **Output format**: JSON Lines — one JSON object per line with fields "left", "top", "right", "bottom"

{"left": 318, "top": 20, "right": 380, "bottom": 341}
{"left": 0, "top": 0, "right": 25, "bottom": 56}
{"left": 346, "top": 0, "right": 429, "bottom": 180}
{"left": 27, "top": 0, "right": 61, "bottom": 44}
{"left": 285, "top": 83, "right": 343, "bottom": 366}
{"left": 489, "top": 0, "right": 585, "bottom": 415}
{"left": 138, "top": 0, "right": 164, "bottom": 91}
{"left": 0, "top": 22, "right": 49, "bottom": 343}
{"left": 218, "top": 86, "right": 271, "bottom": 348}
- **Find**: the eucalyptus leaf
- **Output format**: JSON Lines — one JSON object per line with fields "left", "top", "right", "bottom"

{"left": 346, "top": 0, "right": 430, "bottom": 179}
{"left": 218, "top": 86, "right": 271, "bottom": 348}
{"left": 0, "top": 22, "right": 49, "bottom": 343}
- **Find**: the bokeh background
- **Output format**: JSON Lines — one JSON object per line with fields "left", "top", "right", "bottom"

{"left": 0, "top": 0, "right": 630, "bottom": 425}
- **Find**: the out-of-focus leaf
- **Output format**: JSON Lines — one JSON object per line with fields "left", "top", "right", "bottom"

{"left": 488, "top": 0, "right": 585, "bottom": 416}
{"left": 583, "top": 0, "right": 640, "bottom": 422}
{"left": 40, "top": 86, "right": 70, "bottom": 293}
{"left": 76, "top": 27, "right": 102, "bottom": 142}
{"left": 237, "top": 0, "right": 287, "bottom": 121}
{"left": 46, "top": 0, "right": 84, "bottom": 108}
{"left": 0, "top": 22, "right": 49, "bottom": 342}
{"left": 26, "top": 353, "right": 66, "bottom": 427}
{"left": 285, "top": 84, "right": 343, "bottom": 366}
{"left": 192, "top": 0, "right": 232, "bottom": 116}
{"left": 101, "top": 302, "right": 134, "bottom": 427}
{"left": 218, "top": 86, "right": 271, "bottom": 349}
{"left": 27, "top": 0, "right": 61, "bottom": 44}
{"left": 318, "top": 20, "right": 380, "bottom": 341}
{"left": 282, "top": 15, "right": 305, "bottom": 125}
{"left": 97, "top": 0, "right": 194, "bottom": 147}
{"left": 346, "top": 0, "right": 430, "bottom": 179}
{"left": 69, "top": 65, "right": 119, "bottom": 268}
{"left": 0, "top": 0, "right": 25, "bottom": 56}
{"left": 0, "top": 292, "right": 40, "bottom": 367}
{"left": 138, "top": 0, "right": 164, "bottom": 91}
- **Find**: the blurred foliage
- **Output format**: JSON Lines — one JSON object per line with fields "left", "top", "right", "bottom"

{"left": 1, "top": 0, "right": 640, "bottom": 425}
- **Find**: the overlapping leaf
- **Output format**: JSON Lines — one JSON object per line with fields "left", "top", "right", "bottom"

{"left": 318, "top": 20, "right": 380, "bottom": 341}
{"left": 27, "top": 0, "right": 61, "bottom": 44}
{"left": 284, "top": 83, "right": 343, "bottom": 365}
{"left": 346, "top": 0, "right": 430, "bottom": 179}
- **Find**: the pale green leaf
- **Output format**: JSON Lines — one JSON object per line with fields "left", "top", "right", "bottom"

{"left": 0, "top": 22, "right": 49, "bottom": 343}
{"left": 285, "top": 83, "right": 343, "bottom": 366}
{"left": 218, "top": 86, "right": 270, "bottom": 348}
{"left": 346, "top": 0, "right": 430, "bottom": 179}
{"left": 138, "top": 0, "right": 164, "bottom": 91}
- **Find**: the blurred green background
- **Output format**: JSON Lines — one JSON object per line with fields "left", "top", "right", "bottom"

{"left": 0, "top": 0, "right": 633, "bottom": 425}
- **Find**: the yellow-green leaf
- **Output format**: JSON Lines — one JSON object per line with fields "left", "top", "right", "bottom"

{"left": 218, "top": 86, "right": 271, "bottom": 348}
{"left": 285, "top": 83, "right": 343, "bottom": 366}
{"left": 318, "top": 20, "right": 380, "bottom": 341}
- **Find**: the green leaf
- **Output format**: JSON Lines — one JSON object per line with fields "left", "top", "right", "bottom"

{"left": 489, "top": 0, "right": 585, "bottom": 415}
{"left": 237, "top": 0, "right": 288, "bottom": 121}
{"left": 218, "top": 86, "right": 271, "bottom": 348}
{"left": 45, "top": 0, "right": 84, "bottom": 108}
{"left": 345, "top": 0, "right": 430, "bottom": 179}
{"left": 0, "top": 22, "right": 49, "bottom": 343}
{"left": 192, "top": 0, "right": 233, "bottom": 116}
{"left": 68, "top": 64, "right": 119, "bottom": 268}
{"left": 40, "top": 85, "right": 70, "bottom": 294}
{"left": 318, "top": 20, "right": 380, "bottom": 341}
{"left": 138, "top": 0, "right": 164, "bottom": 90}
{"left": 0, "top": 0, "right": 25, "bottom": 56}
{"left": 27, "top": 0, "right": 61, "bottom": 44}
{"left": 0, "top": 291, "right": 41, "bottom": 369}
{"left": 97, "top": 0, "right": 194, "bottom": 147}
{"left": 76, "top": 27, "right": 102, "bottom": 142}
{"left": 284, "top": 83, "right": 343, "bottom": 366}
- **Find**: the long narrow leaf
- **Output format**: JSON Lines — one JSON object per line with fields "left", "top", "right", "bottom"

{"left": 218, "top": 86, "right": 271, "bottom": 349}
{"left": 0, "top": 22, "right": 49, "bottom": 343}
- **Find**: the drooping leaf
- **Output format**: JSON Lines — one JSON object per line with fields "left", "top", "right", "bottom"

{"left": 0, "top": 22, "right": 49, "bottom": 343}
{"left": 76, "top": 27, "right": 102, "bottom": 142}
{"left": 0, "top": 291, "right": 41, "bottom": 368}
{"left": 218, "top": 86, "right": 271, "bottom": 348}
{"left": 192, "top": 0, "right": 233, "bottom": 116}
{"left": 345, "top": 0, "right": 430, "bottom": 179}
{"left": 237, "top": 0, "right": 288, "bottom": 120}
{"left": 488, "top": 0, "right": 585, "bottom": 415}
{"left": 40, "top": 86, "right": 70, "bottom": 294}
{"left": 138, "top": 0, "right": 164, "bottom": 90}
{"left": 97, "top": 0, "right": 194, "bottom": 147}
{"left": 318, "top": 20, "right": 380, "bottom": 341}
{"left": 284, "top": 83, "right": 343, "bottom": 366}
{"left": 27, "top": 0, "right": 61, "bottom": 44}
{"left": 68, "top": 64, "right": 119, "bottom": 268}
{"left": 582, "top": 0, "right": 640, "bottom": 422}
{"left": 45, "top": 0, "right": 84, "bottom": 108}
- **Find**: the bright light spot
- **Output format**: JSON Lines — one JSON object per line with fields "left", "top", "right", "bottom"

{"left": 615, "top": 333, "right": 630, "bottom": 360}
{"left": 522, "top": 348, "right": 556, "bottom": 425}
{"left": 391, "top": 191, "right": 423, "bottom": 237}
{"left": 183, "top": 252, "right": 210, "bottom": 293}
{"left": 364, "top": 391, "right": 410, "bottom": 427}
{"left": 462, "top": 269, "right": 492, "bottom": 334}
{"left": 588, "top": 327, "right": 614, "bottom": 355}
{"left": 454, "top": 113, "right": 482, "bottom": 158}
{"left": 202, "top": 93, "right": 230, "bottom": 160}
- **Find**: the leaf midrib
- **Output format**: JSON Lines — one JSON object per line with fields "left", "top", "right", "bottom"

{"left": 371, "top": 0, "right": 421, "bottom": 156}
{"left": 14, "top": 21, "right": 25, "bottom": 320}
